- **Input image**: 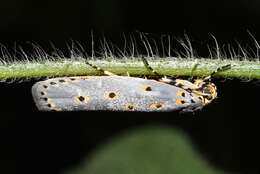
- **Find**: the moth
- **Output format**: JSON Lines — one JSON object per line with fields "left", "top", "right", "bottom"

{"left": 32, "top": 58, "right": 230, "bottom": 112}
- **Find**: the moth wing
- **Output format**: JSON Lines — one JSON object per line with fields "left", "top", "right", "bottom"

{"left": 116, "top": 77, "right": 203, "bottom": 112}
{"left": 32, "top": 77, "right": 93, "bottom": 111}
{"left": 32, "top": 76, "right": 202, "bottom": 112}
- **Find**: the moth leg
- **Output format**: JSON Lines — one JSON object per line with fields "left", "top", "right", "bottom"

{"left": 189, "top": 64, "right": 232, "bottom": 89}
{"left": 181, "top": 64, "right": 231, "bottom": 90}
{"left": 142, "top": 57, "right": 203, "bottom": 90}
{"left": 173, "top": 79, "right": 201, "bottom": 90}
{"left": 86, "top": 61, "right": 117, "bottom": 76}
{"left": 203, "top": 64, "right": 231, "bottom": 81}
{"left": 141, "top": 57, "right": 161, "bottom": 76}
{"left": 142, "top": 57, "right": 183, "bottom": 85}
{"left": 190, "top": 89, "right": 211, "bottom": 97}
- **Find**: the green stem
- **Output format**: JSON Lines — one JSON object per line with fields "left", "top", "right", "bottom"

{"left": 0, "top": 57, "right": 259, "bottom": 80}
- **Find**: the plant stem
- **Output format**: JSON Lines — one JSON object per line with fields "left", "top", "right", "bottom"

{"left": 0, "top": 57, "right": 259, "bottom": 80}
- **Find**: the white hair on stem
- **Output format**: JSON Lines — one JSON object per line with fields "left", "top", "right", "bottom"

{"left": 0, "top": 32, "right": 260, "bottom": 82}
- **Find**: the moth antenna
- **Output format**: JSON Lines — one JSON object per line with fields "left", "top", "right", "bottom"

{"left": 203, "top": 64, "right": 231, "bottom": 81}
{"left": 85, "top": 60, "right": 117, "bottom": 76}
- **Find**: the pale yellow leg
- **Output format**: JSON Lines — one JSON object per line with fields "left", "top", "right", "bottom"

{"left": 86, "top": 61, "right": 117, "bottom": 76}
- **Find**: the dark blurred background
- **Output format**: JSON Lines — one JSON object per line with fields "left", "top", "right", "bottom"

{"left": 0, "top": 0, "right": 260, "bottom": 52}
{"left": 1, "top": 0, "right": 260, "bottom": 174}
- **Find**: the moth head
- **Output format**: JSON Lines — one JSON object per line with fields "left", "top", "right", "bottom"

{"left": 191, "top": 64, "right": 230, "bottom": 105}
{"left": 193, "top": 79, "right": 217, "bottom": 105}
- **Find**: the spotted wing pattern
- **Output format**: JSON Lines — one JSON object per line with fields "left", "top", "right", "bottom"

{"left": 32, "top": 76, "right": 203, "bottom": 112}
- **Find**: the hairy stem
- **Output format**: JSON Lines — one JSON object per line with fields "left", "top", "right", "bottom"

{"left": 0, "top": 57, "right": 259, "bottom": 80}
